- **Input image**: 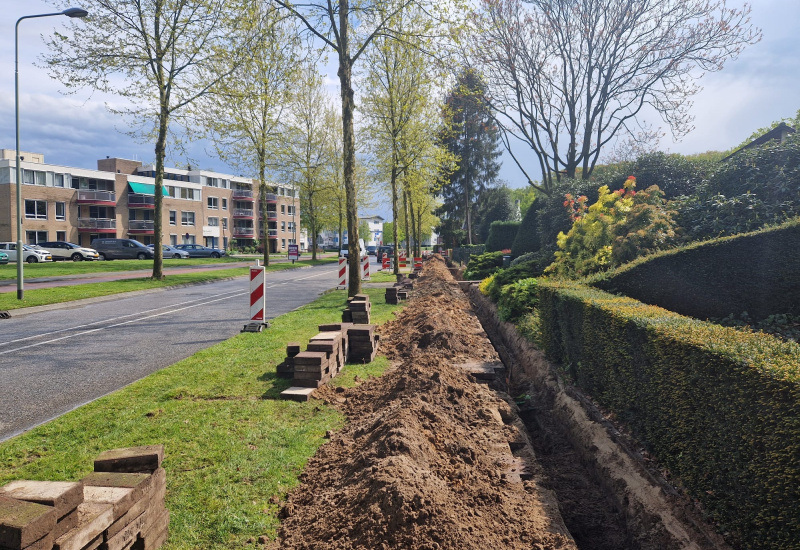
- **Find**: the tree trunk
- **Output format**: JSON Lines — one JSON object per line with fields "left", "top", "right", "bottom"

{"left": 338, "top": 1, "right": 361, "bottom": 297}
{"left": 152, "top": 104, "right": 168, "bottom": 281}
{"left": 403, "top": 188, "right": 410, "bottom": 255}
{"left": 391, "top": 164, "right": 399, "bottom": 275}
{"left": 408, "top": 194, "right": 417, "bottom": 257}
{"left": 259, "top": 152, "right": 269, "bottom": 266}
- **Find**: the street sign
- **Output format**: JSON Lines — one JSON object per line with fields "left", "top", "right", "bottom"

{"left": 288, "top": 244, "right": 299, "bottom": 262}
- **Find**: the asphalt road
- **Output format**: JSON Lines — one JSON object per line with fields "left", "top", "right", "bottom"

{"left": 0, "top": 262, "right": 338, "bottom": 442}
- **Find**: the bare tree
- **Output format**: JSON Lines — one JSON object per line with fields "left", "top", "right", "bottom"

{"left": 467, "top": 0, "right": 761, "bottom": 194}
{"left": 44, "top": 0, "right": 256, "bottom": 278}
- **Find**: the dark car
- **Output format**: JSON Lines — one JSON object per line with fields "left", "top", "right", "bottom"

{"left": 367, "top": 245, "right": 377, "bottom": 256}
{"left": 174, "top": 244, "right": 225, "bottom": 258}
{"left": 90, "top": 238, "right": 154, "bottom": 260}
{"left": 377, "top": 245, "right": 394, "bottom": 258}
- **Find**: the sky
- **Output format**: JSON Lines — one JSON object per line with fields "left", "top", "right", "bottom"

{"left": 1, "top": 0, "right": 799, "bottom": 215}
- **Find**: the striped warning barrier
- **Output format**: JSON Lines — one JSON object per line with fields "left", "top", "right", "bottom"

{"left": 250, "top": 264, "right": 266, "bottom": 321}
{"left": 361, "top": 255, "right": 371, "bottom": 281}
{"left": 382, "top": 256, "right": 391, "bottom": 270}
{"left": 399, "top": 253, "right": 407, "bottom": 268}
{"left": 337, "top": 257, "right": 348, "bottom": 289}
{"left": 413, "top": 257, "right": 423, "bottom": 270}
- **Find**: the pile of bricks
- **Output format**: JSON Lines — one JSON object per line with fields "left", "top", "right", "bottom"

{"left": 385, "top": 282, "right": 412, "bottom": 305}
{"left": 0, "top": 445, "right": 167, "bottom": 550}
{"left": 347, "top": 325, "right": 379, "bottom": 363}
{"left": 342, "top": 294, "right": 371, "bottom": 324}
{"left": 276, "top": 342, "right": 302, "bottom": 378}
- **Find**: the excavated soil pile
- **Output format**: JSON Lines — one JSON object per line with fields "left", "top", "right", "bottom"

{"left": 272, "top": 257, "right": 576, "bottom": 549}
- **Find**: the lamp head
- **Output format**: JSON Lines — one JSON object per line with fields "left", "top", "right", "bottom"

{"left": 62, "top": 7, "right": 89, "bottom": 18}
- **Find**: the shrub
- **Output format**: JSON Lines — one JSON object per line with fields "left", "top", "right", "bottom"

{"left": 462, "top": 251, "right": 504, "bottom": 280}
{"left": 538, "top": 280, "right": 800, "bottom": 549}
{"left": 478, "top": 274, "right": 495, "bottom": 296}
{"left": 485, "top": 221, "right": 521, "bottom": 252}
{"left": 511, "top": 200, "right": 541, "bottom": 257}
{"left": 485, "top": 260, "right": 543, "bottom": 302}
{"left": 497, "top": 277, "right": 539, "bottom": 322}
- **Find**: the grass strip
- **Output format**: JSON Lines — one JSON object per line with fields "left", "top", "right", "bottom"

{"left": 0, "top": 287, "right": 401, "bottom": 549}
{"left": 0, "top": 260, "right": 336, "bottom": 311}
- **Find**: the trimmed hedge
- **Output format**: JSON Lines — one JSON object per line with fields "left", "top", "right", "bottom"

{"left": 485, "top": 221, "right": 520, "bottom": 252}
{"left": 538, "top": 281, "right": 800, "bottom": 549}
{"left": 484, "top": 260, "right": 543, "bottom": 302}
{"left": 592, "top": 218, "right": 800, "bottom": 321}
{"left": 511, "top": 201, "right": 541, "bottom": 257}
{"left": 463, "top": 251, "right": 504, "bottom": 280}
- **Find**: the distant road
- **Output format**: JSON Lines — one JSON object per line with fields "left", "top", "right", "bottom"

{"left": 0, "top": 262, "right": 338, "bottom": 442}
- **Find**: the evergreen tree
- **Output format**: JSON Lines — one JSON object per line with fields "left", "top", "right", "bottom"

{"left": 436, "top": 68, "right": 502, "bottom": 245}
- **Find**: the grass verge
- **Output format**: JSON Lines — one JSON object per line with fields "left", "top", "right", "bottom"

{"left": 0, "top": 259, "right": 336, "bottom": 311}
{"left": 0, "top": 287, "right": 401, "bottom": 548}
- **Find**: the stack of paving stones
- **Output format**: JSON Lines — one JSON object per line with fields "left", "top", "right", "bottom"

{"left": 347, "top": 325, "right": 379, "bottom": 363}
{"left": 385, "top": 282, "right": 412, "bottom": 305}
{"left": 0, "top": 445, "right": 167, "bottom": 550}
{"left": 276, "top": 342, "right": 302, "bottom": 379}
{"left": 342, "top": 294, "right": 371, "bottom": 324}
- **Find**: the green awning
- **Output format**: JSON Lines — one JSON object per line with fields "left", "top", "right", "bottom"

{"left": 128, "top": 181, "right": 170, "bottom": 197}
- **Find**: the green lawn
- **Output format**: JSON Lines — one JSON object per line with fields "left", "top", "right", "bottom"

{"left": 0, "top": 259, "right": 337, "bottom": 311}
{"left": 0, "top": 287, "right": 401, "bottom": 549}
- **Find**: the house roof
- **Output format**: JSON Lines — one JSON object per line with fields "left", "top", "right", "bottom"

{"left": 722, "top": 122, "right": 796, "bottom": 161}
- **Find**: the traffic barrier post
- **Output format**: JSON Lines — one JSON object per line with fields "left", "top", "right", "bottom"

{"left": 337, "top": 257, "right": 348, "bottom": 289}
{"left": 361, "top": 255, "right": 371, "bottom": 281}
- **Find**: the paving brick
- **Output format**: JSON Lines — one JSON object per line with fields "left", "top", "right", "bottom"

{"left": 0, "top": 481, "right": 83, "bottom": 521}
{"left": 9, "top": 530, "right": 53, "bottom": 550}
{"left": 102, "top": 511, "right": 147, "bottom": 550}
{"left": 54, "top": 507, "right": 80, "bottom": 539}
{"left": 280, "top": 387, "right": 316, "bottom": 402}
{"left": 0, "top": 495, "right": 57, "bottom": 550}
{"left": 54, "top": 502, "right": 114, "bottom": 550}
{"left": 292, "top": 352, "right": 328, "bottom": 365}
{"left": 82, "top": 473, "right": 153, "bottom": 505}
{"left": 105, "top": 483, "right": 165, "bottom": 540}
{"left": 94, "top": 447, "right": 164, "bottom": 475}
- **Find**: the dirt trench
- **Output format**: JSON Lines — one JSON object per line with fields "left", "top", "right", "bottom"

{"left": 269, "top": 256, "right": 728, "bottom": 549}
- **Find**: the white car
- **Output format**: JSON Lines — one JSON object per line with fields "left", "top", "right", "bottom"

{"left": 147, "top": 244, "right": 190, "bottom": 259}
{"left": 35, "top": 241, "right": 100, "bottom": 261}
{"left": 0, "top": 242, "right": 53, "bottom": 263}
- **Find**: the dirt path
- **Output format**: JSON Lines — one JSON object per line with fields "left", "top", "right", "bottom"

{"left": 271, "top": 258, "right": 575, "bottom": 549}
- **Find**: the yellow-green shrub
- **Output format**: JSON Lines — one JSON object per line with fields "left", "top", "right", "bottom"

{"left": 538, "top": 280, "right": 800, "bottom": 549}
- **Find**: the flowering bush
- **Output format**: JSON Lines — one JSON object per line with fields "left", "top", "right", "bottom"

{"left": 478, "top": 274, "right": 495, "bottom": 296}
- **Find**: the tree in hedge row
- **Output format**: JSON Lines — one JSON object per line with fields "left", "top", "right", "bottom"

{"left": 485, "top": 221, "right": 520, "bottom": 252}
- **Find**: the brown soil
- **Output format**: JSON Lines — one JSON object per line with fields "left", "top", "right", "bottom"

{"left": 272, "top": 258, "right": 576, "bottom": 549}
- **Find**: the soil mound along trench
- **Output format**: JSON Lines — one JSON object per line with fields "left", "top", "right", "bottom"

{"left": 271, "top": 256, "right": 724, "bottom": 550}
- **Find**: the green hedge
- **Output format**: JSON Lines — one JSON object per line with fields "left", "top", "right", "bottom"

{"left": 592, "top": 218, "right": 800, "bottom": 321}
{"left": 485, "top": 221, "right": 520, "bottom": 252}
{"left": 538, "top": 281, "right": 800, "bottom": 549}
{"left": 463, "top": 251, "right": 504, "bottom": 280}
{"left": 511, "top": 201, "right": 541, "bottom": 256}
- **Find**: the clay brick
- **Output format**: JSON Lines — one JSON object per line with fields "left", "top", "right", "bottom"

{"left": 55, "top": 507, "right": 80, "bottom": 539}
{"left": 105, "top": 482, "right": 165, "bottom": 540}
{"left": 0, "top": 481, "right": 83, "bottom": 519}
{"left": 140, "top": 509, "right": 168, "bottom": 540}
{"left": 54, "top": 502, "right": 114, "bottom": 550}
{"left": 0, "top": 495, "right": 56, "bottom": 550}
{"left": 292, "top": 352, "right": 327, "bottom": 365}
{"left": 82, "top": 487, "right": 134, "bottom": 520}
{"left": 83, "top": 473, "right": 153, "bottom": 508}
{"left": 94, "top": 446, "right": 164, "bottom": 474}
{"left": 14, "top": 530, "right": 53, "bottom": 550}
{"left": 102, "top": 511, "right": 147, "bottom": 550}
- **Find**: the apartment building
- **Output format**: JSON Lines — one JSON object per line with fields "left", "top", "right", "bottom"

{"left": 0, "top": 150, "right": 300, "bottom": 253}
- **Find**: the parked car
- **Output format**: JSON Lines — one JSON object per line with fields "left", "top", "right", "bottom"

{"left": 367, "top": 245, "right": 377, "bottom": 256}
{"left": 147, "top": 244, "right": 190, "bottom": 259}
{"left": 35, "top": 241, "right": 99, "bottom": 261}
{"left": 0, "top": 251, "right": 7, "bottom": 265}
{"left": 91, "top": 238, "right": 155, "bottom": 260}
{"left": 174, "top": 244, "right": 225, "bottom": 258}
{"left": 0, "top": 242, "right": 53, "bottom": 263}
{"left": 377, "top": 245, "right": 394, "bottom": 259}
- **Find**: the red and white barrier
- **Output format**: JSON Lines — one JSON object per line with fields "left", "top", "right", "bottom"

{"left": 250, "top": 264, "right": 266, "bottom": 321}
{"left": 361, "top": 255, "right": 371, "bottom": 281}
{"left": 414, "top": 257, "right": 423, "bottom": 270}
{"left": 382, "top": 256, "right": 391, "bottom": 270}
{"left": 399, "top": 252, "right": 407, "bottom": 268}
{"left": 337, "top": 257, "right": 348, "bottom": 289}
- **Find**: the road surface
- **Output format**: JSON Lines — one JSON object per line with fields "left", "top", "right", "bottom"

{"left": 0, "top": 262, "right": 338, "bottom": 442}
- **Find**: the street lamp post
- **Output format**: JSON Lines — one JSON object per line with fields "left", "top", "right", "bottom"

{"left": 15, "top": 7, "right": 88, "bottom": 300}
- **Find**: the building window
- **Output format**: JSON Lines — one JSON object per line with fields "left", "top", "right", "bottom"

{"left": 56, "top": 231, "right": 66, "bottom": 241}
{"left": 281, "top": 204, "right": 285, "bottom": 214}
{"left": 281, "top": 221, "right": 286, "bottom": 232}
{"left": 181, "top": 211, "right": 195, "bottom": 226}
{"left": 26, "top": 231, "right": 48, "bottom": 244}
{"left": 222, "top": 198, "right": 227, "bottom": 210}
{"left": 208, "top": 217, "right": 219, "bottom": 227}
{"left": 129, "top": 209, "right": 137, "bottom": 221}
{"left": 281, "top": 239, "right": 286, "bottom": 248}
{"left": 169, "top": 210, "right": 176, "bottom": 225}
{"left": 287, "top": 205, "right": 295, "bottom": 215}
{"left": 25, "top": 199, "right": 47, "bottom": 220}
{"left": 170, "top": 234, "right": 177, "bottom": 246}
{"left": 54, "top": 174, "right": 65, "bottom": 187}
{"left": 288, "top": 222, "right": 295, "bottom": 232}
{"left": 207, "top": 196, "right": 218, "bottom": 209}
{"left": 55, "top": 202, "right": 66, "bottom": 221}
{"left": 222, "top": 217, "right": 228, "bottom": 230}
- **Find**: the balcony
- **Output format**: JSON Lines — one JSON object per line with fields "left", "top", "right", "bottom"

{"left": 266, "top": 211, "right": 278, "bottom": 220}
{"left": 77, "top": 190, "right": 116, "bottom": 206}
{"left": 232, "top": 188, "right": 254, "bottom": 201}
{"left": 233, "top": 227, "right": 255, "bottom": 238}
{"left": 78, "top": 218, "right": 116, "bottom": 233}
{"left": 233, "top": 208, "right": 254, "bottom": 219}
{"left": 128, "top": 193, "right": 155, "bottom": 208}
{"left": 265, "top": 193, "right": 277, "bottom": 203}
{"left": 267, "top": 229, "right": 278, "bottom": 239}
{"left": 128, "top": 220, "right": 155, "bottom": 234}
